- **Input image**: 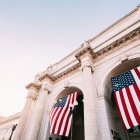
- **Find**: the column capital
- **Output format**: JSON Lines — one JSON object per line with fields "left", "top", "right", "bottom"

{"left": 26, "top": 82, "right": 41, "bottom": 100}
{"left": 80, "top": 58, "right": 94, "bottom": 73}
{"left": 26, "top": 82, "right": 41, "bottom": 90}
{"left": 40, "top": 83, "right": 51, "bottom": 94}
{"left": 26, "top": 90, "right": 37, "bottom": 100}
{"left": 75, "top": 42, "right": 94, "bottom": 62}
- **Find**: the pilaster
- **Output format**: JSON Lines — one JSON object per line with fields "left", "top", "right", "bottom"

{"left": 76, "top": 45, "right": 99, "bottom": 140}
{"left": 12, "top": 83, "right": 40, "bottom": 140}
{"left": 22, "top": 83, "right": 51, "bottom": 140}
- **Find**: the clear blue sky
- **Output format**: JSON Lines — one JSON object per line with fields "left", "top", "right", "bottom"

{"left": 0, "top": 0, "right": 139, "bottom": 116}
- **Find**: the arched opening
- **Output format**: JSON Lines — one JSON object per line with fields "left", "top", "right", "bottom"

{"left": 104, "top": 58, "right": 140, "bottom": 140}
{"left": 48, "top": 86, "right": 85, "bottom": 140}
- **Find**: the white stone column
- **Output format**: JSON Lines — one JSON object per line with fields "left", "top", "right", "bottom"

{"left": 38, "top": 92, "right": 51, "bottom": 140}
{"left": 23, "top": 83, "right": 51, "bottom": 140}
{"left": 12, "top": 85, "right": 39, "bottom": 140}
{"left": 81, "top": 57, "right": 99, "bottom": 140}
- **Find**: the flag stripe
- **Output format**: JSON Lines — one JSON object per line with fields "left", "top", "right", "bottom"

{"left": 50, "top": 108, "right": 61, "bottom": 133}
{"left": 52, "top": 108, "right": 63, "bottom": 134}
{"left": 134, "top": 67, "right": 140, "bottom": 80}
{"left": 50, "top": 108, "right": 59, "bottom": 130}
{"left": 54, "top": 95, "right": 71, "bottom": 134}
{"left": 59, "top": 95, "right": 72, "bottom": 135}
{"left": 122, "top": 88, "right": 138, "bottom": 126}
{"left": 64, "top": 92, "right": 77, "bottom": 136}
{"left": 66, "top": 115, "right": 72, "bottom": 136}
{"left": 129, "top": 85, "right": 140, "bottom": 115}
{"left": 112, "top": 66, "right": 140, "bottom": 129}
{"left": 50, "top": 92, "right": 78, "bottom": 136}
{"left": 126, "top": 86, "right": 140, "bottom": 124}
{"left": 50, "top": 108, "right": 57, "bottom": 126}
{"left": 131, "top": 69, "right": 140, "bottom": 86}
{"left": 119, "top": 89, "right": 133, "bottom": 127}
{"left": 63, "top": 112, "right": 71, "bottom": 136}
{"left": 133, "top": 83, "right": 140, "bottom": 102}
{"left": 115, "top": 91, "right": 130, "bottom": 129}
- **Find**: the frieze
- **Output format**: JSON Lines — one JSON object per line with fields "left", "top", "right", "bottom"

{"left": 91, "top": 26, "right": 140, "bottom": 61}
{"left": 33, "top": 27, "right": 140, "bottom": 83}
{"left": 38, "top": 63, "right": 81, "bottom": 82}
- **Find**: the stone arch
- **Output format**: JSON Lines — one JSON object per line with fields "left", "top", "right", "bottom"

{"left": 102, "top": 57, "right": 140, "bottom": 140}
{"left": 49, "top": 86, "right": 85, "bottom": 140}
{"left": 97, "top": 51, "right": 140, "bottom": 98}
{"left": 51, "top": 82, "right": 85, "bottom": 105}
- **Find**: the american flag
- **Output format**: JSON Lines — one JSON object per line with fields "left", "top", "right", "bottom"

{"left": 112, "top": 66, "right": 140, "bottom": 129}
{"left": 50, "top": 92, "right": 78, "bottom": 136}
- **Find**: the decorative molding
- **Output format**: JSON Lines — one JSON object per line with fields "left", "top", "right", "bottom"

{"left": 39, "top": 63, "right": 81, "bottom": 82}
{"left": 31, "top": 27, "right": 140, "bottom": 84}
{"left": 26, "top": 82, "right": 41, "bottom": 90}
{"left": 80, "top": 60, "right": 94, "bottom": 73}
{"left": 92, "top": 26, "right": 140, "bottom": 61}
{"left": 26, "top": 83, "right": 41, "bottom": 100}
{"left": 75, "top": 43, "right": 94, "bottom": 62}
{"left": 40, "top": 83, "right": 51, "bottom": 94}
{"left": 26, "top": 90, "right": 37, "bottom": 100}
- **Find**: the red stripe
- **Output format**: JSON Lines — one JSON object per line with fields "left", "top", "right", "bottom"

{"left": 50, "top": 108, "right": 58, "bottom": 127}
{"left": 62, "top": 112, "right": 71, "bottom": 136}
{"left": 126, "top": 86, "right": 140, "bottom": 125}
{"left": 50, "top": 108, "right": 54, "bottom": 125}
{"left": 52, "top": 108, "right": 63, "bottom": 134}
{"left": 57, "top": 95, "right": 72, "bottom": 135}
{"left": 119, "top": 90, "right": 133, "bottom": 127}
{"left": 133, "top": 83, "right": 140, "bottom": 101}
{"left": 134, "top": 67, "right": 140, "bottom": 80}
{"left": 62, "top": 93, "right": 76, "bottom": 135}
{"left": 114, "top": 92, "right": 128, "bottom": 128}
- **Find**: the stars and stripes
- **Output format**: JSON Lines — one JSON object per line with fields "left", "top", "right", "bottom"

{"left": 111, "top": 66, "right": 140, "bottom": 129}
{"left": 50, "top": 92, "right": 78, "bottom": 136}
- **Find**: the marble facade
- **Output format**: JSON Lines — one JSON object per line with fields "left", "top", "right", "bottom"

{"left": 1, "top": 5, "right": 140, "bottom": 140}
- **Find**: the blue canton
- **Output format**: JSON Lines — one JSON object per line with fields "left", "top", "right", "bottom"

{"left": 111, "top": 71, "right": 135, "bottom": 92}
{"left": 53, "top": 96, "right": 68, "bottom": 108}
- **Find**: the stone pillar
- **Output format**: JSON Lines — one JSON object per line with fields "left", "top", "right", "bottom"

{"left": 38, "top": 93, "right": 51, "bottom": 140}
{"left": 81, "top": 57, "right": 99, "bottom": 140}
{"left": 12, "top": 84, "right": 39, "bottom": 140}
{"left": 22, "top": 83, "right": 51, "bottom": 140}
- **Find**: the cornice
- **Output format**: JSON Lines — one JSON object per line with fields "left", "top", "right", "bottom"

{"left": 88, "top": 6, "right": 139, "bottom": 42}
{"left": 30, "top": 26, "right": 140, "bottom": 84}
{"left": 26, "top": 82, "right": 41, "bottom": 90}
{"left": 75, "top": 44, "right": 94, "bottom": 61}
{"left": 39, "top": 63, "right": 81, "bottom": 82}
{"left": 75, "top": 26, "right": 140, "bottom": 62}
{"left": 92, "top": 26, "right": 140, "bottom": 61}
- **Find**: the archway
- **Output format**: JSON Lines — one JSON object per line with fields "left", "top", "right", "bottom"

{"left": 104, "top": 58, "right": 140, "bottom": 140}
{"left": 49, "top": 86, "right": 85, "bottom": 140}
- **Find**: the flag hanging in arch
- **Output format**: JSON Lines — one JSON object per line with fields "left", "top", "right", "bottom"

{"left": 50, "top": 92, "right": 78, "bottom": 136}
{"left": 111, "top": 66, "right": 140, "bottom": 129}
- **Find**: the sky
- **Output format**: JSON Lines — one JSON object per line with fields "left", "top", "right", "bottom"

{"left": 0, "top": 0, "right": 140, "bottom": 117}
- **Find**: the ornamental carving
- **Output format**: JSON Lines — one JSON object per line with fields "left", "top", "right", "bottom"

{"left": 30, "top": 27, "right": 140, "bottom": 84}
{"left": 91, "top": 26, "right": 140, "bottom": 61}
{"left": 38, "top": 63, "right": 81, "bottom": 82}
{"left": 26, "top": 82, "right": 41, "bottom": 90}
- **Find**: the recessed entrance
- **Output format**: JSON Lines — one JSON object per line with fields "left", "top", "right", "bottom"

{"left": 104, "top": 58, "right": 140, "bottom": 140}
{"left": 49, "top": 87, "right": 85, "bottom": 140}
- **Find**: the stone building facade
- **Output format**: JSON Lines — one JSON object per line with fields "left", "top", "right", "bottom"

{"left": 0, "top": 5, "right": 140, "bottom": 140}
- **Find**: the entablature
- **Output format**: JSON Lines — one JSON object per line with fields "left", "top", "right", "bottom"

{"left": 26, "top": 5, "right": 140, "bottom": 86}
